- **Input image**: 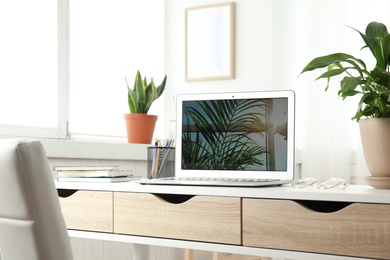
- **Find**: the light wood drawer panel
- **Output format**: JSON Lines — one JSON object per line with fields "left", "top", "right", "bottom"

{"left": 114, "top": 192, "right": 241, "bottom": 245}
{"left": 58, "top": 190, "right": 113, "bottom": 233}
{"left": 243, "top": 198, "right": 390, "bottom": 259}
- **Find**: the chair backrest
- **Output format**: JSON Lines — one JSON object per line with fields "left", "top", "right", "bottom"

{"left": 0, "top": 139, "right": 73, "bottom": 260}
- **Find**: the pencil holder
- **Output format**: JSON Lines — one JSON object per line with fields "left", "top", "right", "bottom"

{"left": 147, "top": 146, "right": 175, "bottom": 179}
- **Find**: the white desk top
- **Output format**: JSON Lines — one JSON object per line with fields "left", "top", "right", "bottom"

{"left": 55, "top": 181, "right": 390, "bottom": 204}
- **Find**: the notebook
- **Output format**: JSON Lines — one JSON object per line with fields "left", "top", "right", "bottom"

{"left": 140, "top": 90, "right": 295, "bottom": 187}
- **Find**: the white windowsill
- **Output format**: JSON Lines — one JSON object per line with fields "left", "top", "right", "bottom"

{"left": 39, "top": 139, "right": 149, "bottom": 160}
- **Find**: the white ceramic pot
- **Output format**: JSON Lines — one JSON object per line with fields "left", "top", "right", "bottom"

{"left": 359, "top": 118, "right": 390, "bottom": 188}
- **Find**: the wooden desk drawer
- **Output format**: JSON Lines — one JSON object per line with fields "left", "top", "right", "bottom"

{"left": 58, "top": 190, "right": 113, "bottom": 233}
{"left": 243, "top": 198, "right": 390, "bottom": 259}
{"left": 114, "top": 192, "right": 241, "bottom": 245}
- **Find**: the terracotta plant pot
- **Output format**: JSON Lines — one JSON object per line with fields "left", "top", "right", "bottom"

{"left": 124, "top": 114, "right": 157, "bottom": 144}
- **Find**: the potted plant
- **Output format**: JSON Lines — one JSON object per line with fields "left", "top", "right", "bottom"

{"left": 124, "top": 70, "right": 167, "bottom": 144}
{"left": 300, "top": 21, "right": 390, "bottom": 188}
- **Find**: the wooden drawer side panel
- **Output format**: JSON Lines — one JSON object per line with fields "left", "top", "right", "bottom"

{"left": 59, "top": 190, "right": 113, "bottom": 233}
{"left": 114, "top": 192, "right": 241, "bottom": 245}
{"left": 243, "top": 199, "right": 390, "bottom": 259}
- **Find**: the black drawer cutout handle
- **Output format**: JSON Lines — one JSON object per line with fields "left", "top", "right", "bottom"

{"left": 296, "top": 200, "right": 352, "bottom": 213}
{"left": 153, "top": 193, "right": 195, "bottom": 204}
{"left": 57, "top": 189, "right": 78, "bottom": 198}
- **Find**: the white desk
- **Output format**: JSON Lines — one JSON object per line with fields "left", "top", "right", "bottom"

{"left": 56, "top": 182, "right": 390, "bottom": 260}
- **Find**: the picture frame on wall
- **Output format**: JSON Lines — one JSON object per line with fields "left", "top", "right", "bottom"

{"left": 185, "top": 2, "right": 236, "bottom": 82}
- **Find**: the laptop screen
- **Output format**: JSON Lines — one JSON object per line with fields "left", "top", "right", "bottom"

{"left": 175, "top": 90, "right": 295, "bottom": 180}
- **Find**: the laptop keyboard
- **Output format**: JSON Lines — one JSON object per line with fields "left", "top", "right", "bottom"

{"left": 177, "top": 177, "right": 278, "bottom": 183}
{"left": 140, "top": 176, "right": 290, "bottom": 187}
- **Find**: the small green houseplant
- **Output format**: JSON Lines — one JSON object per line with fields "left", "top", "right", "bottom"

{"left": 300, "top": 21, "right": 390, "bottom": 187}
{"left": 124, "top": 70, "right": 167, "bottom": 144}
{"left": 125, "top": 70, "right": 167, "bottom": 114}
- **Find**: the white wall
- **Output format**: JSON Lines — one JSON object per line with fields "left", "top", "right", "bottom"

{"left": 165, "top": 0, "right": 274, "bottom": 136}
{"left": 164, "top": 0, "right": 390, "bottom": 183}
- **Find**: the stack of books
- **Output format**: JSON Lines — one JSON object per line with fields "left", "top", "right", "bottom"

{"left": 54, "top": 166, "right": 141, "bottom": 183}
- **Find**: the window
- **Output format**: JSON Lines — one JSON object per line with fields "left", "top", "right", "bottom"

{"left": 0, "top": 0, "right": 62, "bottom": 138}
{"left": 0, "top": 0, "right": 164, "bottom": 140}
{"left": 69, "top": 0, "right": 165, "bottom": 138}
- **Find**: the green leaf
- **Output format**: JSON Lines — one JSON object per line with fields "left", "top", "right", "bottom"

{"left": 366, "top": 21, "right": 388, "bottom": 38}
{"left": 300, "top": 53, "right": 357, "bottom": 73}
{"left": 315, "top": 67, "right": 350, "bottom": 80}
{"left": 339, "top": 89, "right": 360, "bottom": 98}
{"left": 155, "top": 75, "right": 167, "bottom": 99}
{"left": 371, "top": 67, "right": 390, "bottom": 88}
{"left": 338, "top": 77, "right": 359, "bottom": 98}
{"left": 373, "top": 40, "right": 386, "bottom": 69}
{"left": 127, "top": 88, "right": 137, "bottom": 113}
{"left": 378, "top": 34, "right": 390, "bottom": 68}
{"left": 125, "top": 76, "right": 137, "bottom": 113}
{"left": 144, "top": 80, "right": 156, "bottom": 114}
{"left": 376, "top": 96, "right": 387, "bottom": 114}
{"left": 134, "top": 71, "right": 146, "bottom": 112}
{"left": 343, "top": 59, "right": 367, "bottom": 76}
{"left": 385, "top": 34, "right": 390, "bottom": 65}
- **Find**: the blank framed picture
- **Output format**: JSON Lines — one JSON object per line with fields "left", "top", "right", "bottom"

{"left": 185, "top": 2, "right": 236, "bottom": 82}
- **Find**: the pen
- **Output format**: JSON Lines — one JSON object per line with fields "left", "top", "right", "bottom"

{"left": 153, "top": 140, "right": 162, "bottom": 177}
{"left": 151, "top": 139, "right": 159, "bottom": 178}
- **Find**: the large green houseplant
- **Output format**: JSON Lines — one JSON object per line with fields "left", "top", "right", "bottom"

{"left": 300, "top": 21, "right": 390, "bottom": 188}
{"left": 124, "top": 70, "right": 167, "bottom": 144}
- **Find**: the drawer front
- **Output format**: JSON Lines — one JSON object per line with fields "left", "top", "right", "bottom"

{"left": 114, "top": 192, "right": 241, "bottom": 245}
{"left": 58, "top": 190, "right": 113, "bottom": 233}
{"left": 243, "top": 198, "right": 390, "bottom": 259}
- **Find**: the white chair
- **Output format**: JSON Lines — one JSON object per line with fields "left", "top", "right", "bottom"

{"left": 0, "top": 139, "right": 73, "bottom": 260}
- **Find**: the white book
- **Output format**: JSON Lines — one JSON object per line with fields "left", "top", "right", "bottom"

{"left": 57, "top": 175, "right": 142, "bottom": 183}
{"left": 53, "top": 165, "right": 118, "bottom": 171}
{"left": 54, "top": 166, "right": 133, "bottom": 178}
{"left": 56, "top": 169, "right": 133, "bottom": 178}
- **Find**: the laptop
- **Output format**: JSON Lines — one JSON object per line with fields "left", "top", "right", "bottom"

{"left": 139, "top": 90, "right": 295, "bottom": 187}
